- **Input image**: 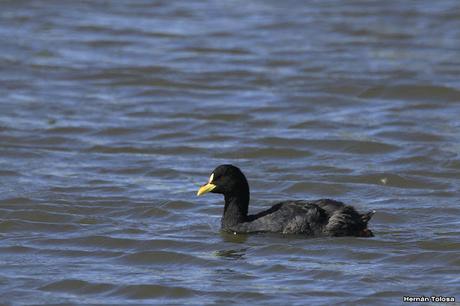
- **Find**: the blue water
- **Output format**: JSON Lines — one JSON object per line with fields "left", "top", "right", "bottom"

{"left": 0, "top": 1, "right": 459, "bottom": 305}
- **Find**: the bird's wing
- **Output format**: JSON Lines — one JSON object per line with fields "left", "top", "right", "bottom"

{"left": 233, "top": 201, "right": 328, "bottom": 234}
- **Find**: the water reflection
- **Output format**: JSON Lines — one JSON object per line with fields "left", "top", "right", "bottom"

{"left": 214, "top": 232, "right": 249, "bottom": 260}
{"left": 213, "top": 248, "right": 247, "bottom": 260}
{"left": 220, "top": 231, "right": 249, "bottom": 243}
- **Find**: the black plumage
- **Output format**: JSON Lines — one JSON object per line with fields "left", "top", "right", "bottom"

{"left": 197, "top": 164, "right": 374, "bottom": 237}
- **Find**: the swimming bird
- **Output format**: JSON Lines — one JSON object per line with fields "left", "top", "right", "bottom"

{"left": 197, "top": 164, "right": 374, "bottom": 237}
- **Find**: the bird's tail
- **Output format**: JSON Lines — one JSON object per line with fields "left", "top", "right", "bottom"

{"left": 361, "top": 210, "right": 376, "bottom": 224}
{"left": 358, "top": 210, "right": 376, "bottom": 237}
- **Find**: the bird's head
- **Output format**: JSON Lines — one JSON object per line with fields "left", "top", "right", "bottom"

{"left": 197, "top": 164, "right": 249, "bottom": 197}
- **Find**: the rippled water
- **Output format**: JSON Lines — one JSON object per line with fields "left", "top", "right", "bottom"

{"left": 1, "top": 1, "right": 460, "bottom": 305}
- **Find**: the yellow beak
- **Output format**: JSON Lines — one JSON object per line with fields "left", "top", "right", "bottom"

{"left": 197, "top": 183, "right": 216, "bottom": 196}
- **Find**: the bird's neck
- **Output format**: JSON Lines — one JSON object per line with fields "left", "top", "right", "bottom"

{"left": 222, "top": 193, "right": 249, "bottom": 229}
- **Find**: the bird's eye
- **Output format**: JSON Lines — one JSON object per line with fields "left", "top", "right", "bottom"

{"left": 208, "top": 173, "right": 214, "bottom": 183}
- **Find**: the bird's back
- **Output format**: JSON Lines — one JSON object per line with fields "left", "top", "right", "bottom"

{"left": 229, "top": 199, "right": 373, "bottom": 237}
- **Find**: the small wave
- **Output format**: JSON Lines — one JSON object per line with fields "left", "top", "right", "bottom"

{"left": 118, "top": 250, "right": 214, "bottom": 266}
{"left": 92, "top": 126, "right": 144, "bottom": 136}
{"left": 359, "top": 84, "right": 460, "bottom": 102}
{"left": 214, "top": 147, "right": 311, "bottom": 159}
{"left": 112, "top": 284, "right": 196, "bottom": 299}
{"left": 283, "top": 181, "right": 348, "bottom": 197}
{"left": 44, "top": 126, "right": 92, "bottom": 134}
{"left": 85, "top": 145, "right": 203, "bottom": 155}
{"left": 329, "top": 173, "right": 447, "bottom": 189}
{"left": 40, "top": 279, "right": 115, "bottom": 295}
{"left": 0, "top": 219, "right": 79, "bottom": 233}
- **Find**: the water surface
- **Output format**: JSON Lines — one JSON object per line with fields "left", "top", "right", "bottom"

{"left": 1, "top": 1, "right": 460, "bottom": 305}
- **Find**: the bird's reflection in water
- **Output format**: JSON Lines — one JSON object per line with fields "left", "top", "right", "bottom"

{"left": 214, "top": 248, "right": 247, "bottom": 260}
{"left": 213, "top": 231, "right": 249, "bottom": 260}
{"left": 220, "top": 231, "right": 248, "bottom": 243}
